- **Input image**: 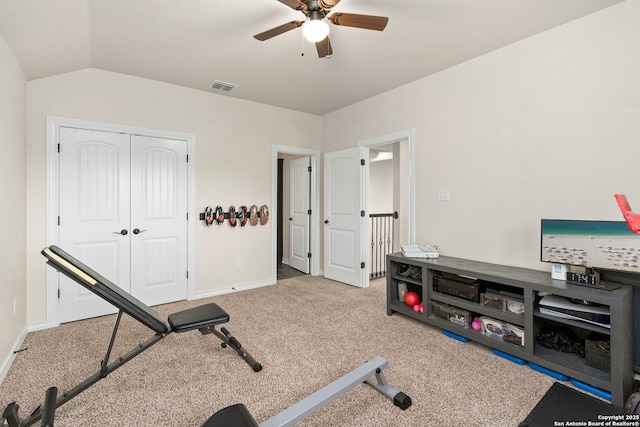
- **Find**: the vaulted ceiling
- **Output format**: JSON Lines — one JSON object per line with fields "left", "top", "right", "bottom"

{"left": 0, "top": 0, "right": 623, "bottom": 115}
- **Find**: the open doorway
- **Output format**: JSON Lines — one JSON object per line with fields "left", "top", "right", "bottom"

{"left": 278, "top": 153, "right": 309, "bottom": 280}
{"left": 272, "top": 145, "right": 320, "bottom": 282}
{"left": 361, "top": 130, "right": 415, "bottom": 282}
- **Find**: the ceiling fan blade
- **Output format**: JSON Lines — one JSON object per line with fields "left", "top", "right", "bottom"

{"left": 315, "top": 37, "right": 333, "bottom": 58}
{"left": 328, "top": 12, "right": 388, "bottom": 31}
{"left": 319, "top": 0, "right": 341, "bottom": 8}
{"left": 277, "top": 0, "right": 305, "bottom": 11}
{"left": 254, "top": 21, "right": 304, "bottom": 41}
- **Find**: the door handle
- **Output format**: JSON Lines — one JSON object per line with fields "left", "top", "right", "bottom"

{"left": 324, "top": 220, "right": 330, "bottom": 224}
{"left": 132, "top": 228, "right": 147, "bottom": 235}
{"left": 289, "top": 217, "right": 293, "bottom": 221}
{"left": 114, "top": 229, "right": 128, "bottom": 235}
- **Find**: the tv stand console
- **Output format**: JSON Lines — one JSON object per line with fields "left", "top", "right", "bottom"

{"left": 386, "top": 253, "right": 634, "bottom": 407}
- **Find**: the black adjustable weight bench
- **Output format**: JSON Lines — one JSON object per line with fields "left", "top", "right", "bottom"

{"left": 2, "top": 245, "right": 261, "bottom": 427}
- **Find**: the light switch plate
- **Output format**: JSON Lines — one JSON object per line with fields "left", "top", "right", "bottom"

{"left": 437, "top": 189, "right": 450, "bottom": 201}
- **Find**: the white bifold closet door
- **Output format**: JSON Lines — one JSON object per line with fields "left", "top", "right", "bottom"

{"left": 57, "top": 127, "right": 188, "bottom": 323}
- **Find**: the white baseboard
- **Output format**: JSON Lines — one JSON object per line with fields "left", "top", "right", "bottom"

{"left": 0, "top": 326, "right": 29, "bottom": 385}
{"left": 27, "top": 322, "right": 49, "bottom": 332}
{"left": 193, "top": 279, "right": 275, "bottom": 300}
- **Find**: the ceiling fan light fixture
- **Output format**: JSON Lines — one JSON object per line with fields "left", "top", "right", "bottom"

{"left": 253, "top": 0, "right": 389, "bottom": 58}
{"left": 303, "top": 16, "right": 329, "bottom": 43}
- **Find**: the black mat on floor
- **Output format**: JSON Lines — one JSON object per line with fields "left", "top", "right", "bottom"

{"left": 519, "top": 382, "right": 623, "bottom": 427}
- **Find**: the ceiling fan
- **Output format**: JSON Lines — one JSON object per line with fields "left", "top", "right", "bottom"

{"left": 254, "top": 0, "right": 389, "bottom": 58}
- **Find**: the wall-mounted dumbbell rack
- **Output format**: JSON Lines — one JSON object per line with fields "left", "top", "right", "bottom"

{"left": 200, "top": 205, "right": 269, "bottom": 227}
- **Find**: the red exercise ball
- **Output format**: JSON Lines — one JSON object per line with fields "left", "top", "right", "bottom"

{"left": 404, "top": 291, "right": 420, "bottom": 307}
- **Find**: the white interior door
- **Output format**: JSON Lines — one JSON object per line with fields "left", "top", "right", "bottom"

{"left": 289, "top": 157, "right": 310, "bottom": 273}
{"left": 323, "top": 147, "right": 367, "bottom": 287}
{"left": 130, "top": 135, "right": 188, "bottom": 305}
{"left": 58, "top": 127, "right": 130, "bottom": 322}
{"left": 57, "top": 128, "right": 188, "bottom": 323}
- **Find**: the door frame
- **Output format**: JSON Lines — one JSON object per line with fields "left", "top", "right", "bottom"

{"left": 359, "top": 129, "right": 416, "bottom": 287}
{"left": 271, "top": 145, "right": 320, "bottom": 282}
{"left": 45, "top": 116, "right": 196, "bottom": 328}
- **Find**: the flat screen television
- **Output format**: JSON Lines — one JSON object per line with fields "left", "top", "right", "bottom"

{"left": 540, "top": 219, "right": 640, "bottom": 274}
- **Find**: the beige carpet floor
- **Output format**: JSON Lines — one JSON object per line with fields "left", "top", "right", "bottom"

{"left": 0, "top": 276, "right": 557, "bottom": 426}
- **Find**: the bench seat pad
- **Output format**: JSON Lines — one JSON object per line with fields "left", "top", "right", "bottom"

{"left": 201, "top": 403, "right": 259, "bottom": 427}
{"left": 168, "top": 303, "right": 229, "bottom": 333}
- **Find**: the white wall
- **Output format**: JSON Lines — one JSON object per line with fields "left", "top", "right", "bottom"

{"left": 369, "top": 159, "right": 394, "bottom": 214}
{"left": 322, "top": 0, "right": 640, "bottom": 271}
{"left": 0, "top": 33, "right": 27, "bottom": 377}
{"left": 26, "top": 68, "right": 321, "bottom": 324}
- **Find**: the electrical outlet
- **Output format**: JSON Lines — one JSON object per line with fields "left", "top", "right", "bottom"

{"left": 235, "top": 258, "right": 242, "bottom": 268}
{"left": 13, "top": 297, "right": 17, "bottom": 315}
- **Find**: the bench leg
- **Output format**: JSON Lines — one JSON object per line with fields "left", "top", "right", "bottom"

{"left": 365, "top": 369, "right": 412, "bottom": 409}
{"left": 2, "top": 402, "right": 20, "bottom": 427}
{"left": 200, "top": 326, "right": 262, "bottom": 372}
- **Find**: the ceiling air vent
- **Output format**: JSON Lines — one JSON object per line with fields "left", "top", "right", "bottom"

{"left": 209, "top": 80, "right": 238, "bottom": 92}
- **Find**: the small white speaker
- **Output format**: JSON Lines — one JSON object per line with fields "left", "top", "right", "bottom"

{"left": 397, "top": 281, "right": 408, "bottom": 302}
{"left": 551, "top": 263, "right": 567, "bottom": 280}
